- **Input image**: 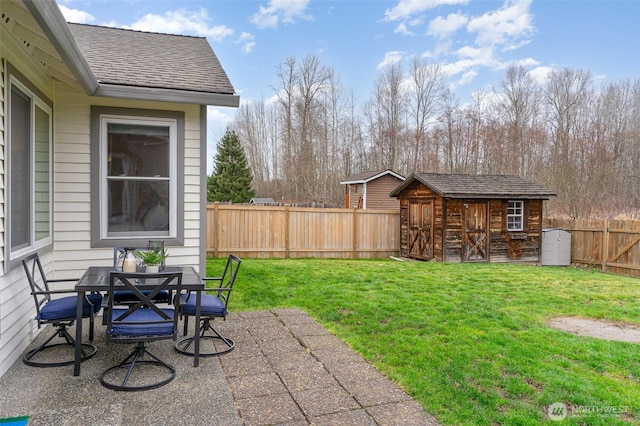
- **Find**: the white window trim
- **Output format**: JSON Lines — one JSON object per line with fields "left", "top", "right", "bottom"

{"left": 6, "top": 75, "right": 53, "bottom": 267}
{"left": 98, "top": 115, "right": 178, "bottom": 241}
{"left": 91, "top": 106, "right": 185, "bottom": 247}
{"left": 507, "top": 200, "right": 524, "bottom": 232}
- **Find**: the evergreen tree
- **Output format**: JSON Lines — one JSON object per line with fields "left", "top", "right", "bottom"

{"left": 208, "top": 130, "right": 255, "bottom": 203}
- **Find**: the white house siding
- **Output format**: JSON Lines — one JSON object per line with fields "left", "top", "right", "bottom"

{"left": 51, "top": 82, "right": 203, "bottom": 277}
{"left": 0, "top": 35, "right": 59, "bottom": 377}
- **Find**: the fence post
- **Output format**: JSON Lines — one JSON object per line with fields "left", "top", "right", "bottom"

{"left": 285, "top": 205, "right": 290, "bottom": 259}
{"left": 352, "top": 208, "right": 358, "bottom": 259}
{"left": 213, "top": 202, "right": 219, "bottom": 258}
{"left": 602, "top": 218, "right": 609, "bottom": 272}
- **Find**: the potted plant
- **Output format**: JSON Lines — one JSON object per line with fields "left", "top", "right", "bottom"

{"left": 134, "top": 248, "right": 168, "bottom": 273}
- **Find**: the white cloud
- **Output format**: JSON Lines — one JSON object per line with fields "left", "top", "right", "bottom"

{"left": 421, "top": 50, "right": 434, "bottom": 59}
{"left": 250, "top": 0, "right": 312, "bottom": 29}
{"left": 528, "top": 66, "right": 554, "bottom": 84}
{"left": 421, "top": 0, "right": 538, "bottom": 93}
{"left": 457, "top": 69, "right": 477, "bottom": 86}
{"left": 208, "top": 106, "right": 236, "bottom": 130}
{"left": 237, "top": 32, "right": 256, "bottom": 54}
{"left": 58, "top": 4, "right": 95, "bottom": 24}
{"left": 127, "top": 9, "right": 233, "bottom": 41}
{"left": 384, "top": 0, "right": 469, "bottom": 22}
{"left": 433, "top": 38, "right": 453, "bottom": 56}
{"left": 456, "top": 45, "right": 492, "bottom": 63}
{"left": 467, "top": 0, "right": 533, "bottom": 48}
{"left": 394, "top": 22, "right": 415, "bottom": 36}
{"left": 514, "top": 57, "right": 539, "bottom": 68}
{"left": 428, "top": 13, "right": 468, "bottom": 39}
{"left": 442, "top": 58, "right": 476, "bottom": 76}
{"left": 377, "top": 51, "right": 404, "bottom": 69}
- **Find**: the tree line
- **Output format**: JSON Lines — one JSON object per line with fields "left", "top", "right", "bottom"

{"left": 227, "top": 55, "right": 640, "bottom": 219}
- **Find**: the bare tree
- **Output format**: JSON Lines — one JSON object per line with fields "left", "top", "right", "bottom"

{"left": 544, "top": 68, "right": 592, "bottom": 217}
{"left": 495, "top": 65, "right": 541, "bottom": 176}
{"left": 406, "top": 57, "right": 446, "bottom": 173}
{"left": 232, "top": 101, "right": 279, "bottom": 198}
{"left": 364, "top": 62, "right": 408, "bottom": 171}
{"left": 274, "top": 57, "right": 298, "bottom": 201}
{"left": 294, "top": 55, "right": 332, "bottom": 201}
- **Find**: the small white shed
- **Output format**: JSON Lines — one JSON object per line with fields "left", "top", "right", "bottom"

{"left": 541, "top": 229, "right": 572, "bottom": 266}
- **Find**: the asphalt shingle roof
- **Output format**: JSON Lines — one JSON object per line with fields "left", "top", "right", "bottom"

{"left": 341, "top": 169, "right": 405, "bottom": 184}
{"left": 390, "top": 173, "right": 556, "bottom": 199}
{"left": 68, "top": 23, "right": 235, "bottom": 95}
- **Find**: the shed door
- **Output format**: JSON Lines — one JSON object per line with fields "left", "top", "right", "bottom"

{"left": 408, "top": 200, "right": 434, "bottom": 260}
{"left": 464, "top": 202, "right": 488, "bottom": 262}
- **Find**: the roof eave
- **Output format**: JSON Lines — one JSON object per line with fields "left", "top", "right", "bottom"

{"left": 390, "top": 174, "right": 437, "bottom": 197}
{"left": 365, "top": 170, "right": 405, "bottom": 183}
{"left": 23, "top": 0, "right": 99, "bottom": 95}
{"left": 343, "top": 169, "right": 406, "bottom": 185}
{"left": 441, "top": 194, "right": 556, "bottom": 200}
{"left": 95, "top": 84, "right": 240, "bottom": 107}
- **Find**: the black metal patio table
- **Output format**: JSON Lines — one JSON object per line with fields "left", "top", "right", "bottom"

{"left": 73, "top": 266, "right": 204, "bottom": 376}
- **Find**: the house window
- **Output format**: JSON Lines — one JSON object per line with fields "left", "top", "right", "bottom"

{"left": 6, "top": 74, "right": 52, "bottom": 267}
{"left": 507, "top": 200, "right": 524, "bottom": 231}
{"left": 91, "top": 107, "right": 184, "bottom": 246}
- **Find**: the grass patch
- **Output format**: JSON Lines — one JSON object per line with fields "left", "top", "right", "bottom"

{"left": 207, "top": 258, "right": 640, "bottom": 425}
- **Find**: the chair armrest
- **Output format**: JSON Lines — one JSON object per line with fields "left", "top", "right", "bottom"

{"left": 32, "top": 289, "right": 100, "bottom": 307}
{"left": 31, "top": 289, "right": 78, "bottom": 295}
{"left": 46, "top": 278, "right": 80, "bottom": 283}
{"left": 182, "top": 286, "right": 231, "bottom": 301}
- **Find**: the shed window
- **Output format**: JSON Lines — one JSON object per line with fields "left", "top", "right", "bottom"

{"left": 507, "top": 200, "right": 524, "bottom": 231}
{"left": 6, "top": 74, "right": 52, "bottom": 269}
{"left": 91, "top": 107, "right": 184, "bottom": 247}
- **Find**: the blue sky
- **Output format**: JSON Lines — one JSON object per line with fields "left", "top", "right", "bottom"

{"left": 57, "top": 0, "right": 640, "bottom": 169}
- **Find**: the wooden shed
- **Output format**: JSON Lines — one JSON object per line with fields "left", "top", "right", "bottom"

{"left": 390, "top": 173, "right": 556, "bottom": 263}
{"left": 341, "top": 169, "right": 405, "bottom": 209}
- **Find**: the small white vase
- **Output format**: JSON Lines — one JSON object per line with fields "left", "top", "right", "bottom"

{"left": 145, "top": 264, "right": 160, "bottom": 273}
{"left": 122, "top": 249, "right": 138, "bottom": 272}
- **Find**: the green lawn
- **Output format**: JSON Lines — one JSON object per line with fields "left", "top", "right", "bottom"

{"left": 206, "top": 258, "right": 640, "bottom": 425}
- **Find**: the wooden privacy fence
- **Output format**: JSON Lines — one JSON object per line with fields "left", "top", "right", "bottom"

{"left": 206, "top": 203, "right": 400, "bottom": 259}
{"left": 543, "top": 217, "right": 640, "bottom": 278}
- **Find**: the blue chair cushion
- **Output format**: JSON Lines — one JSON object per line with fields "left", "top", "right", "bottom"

{"left": 113, "top": 290, "right": 170, "bottom": 304}
{"left": 38, "top": 293, "right": 103, "bottom": 321}
{"left": 181, "top": 294, "right": 227, "bottom": 317}
{"left": 108, "top": 307, "right": 175, "bottom": 337}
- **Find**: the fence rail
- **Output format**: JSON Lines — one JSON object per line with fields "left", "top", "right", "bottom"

{"left": 206, "top": 203, "right": 400, "bottom": 259}
{"left": 543, "top": 218, "right": 640, "bottom": 278}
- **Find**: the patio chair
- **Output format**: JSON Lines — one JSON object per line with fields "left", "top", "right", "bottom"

{"left": 175, "top": 254, "right": 241, "bottom": 357}
{"left": 100, "top": 271, "right": 183, "bottom": 391}
{"left": 21, "top": 253, "right": 102, "bottom": 367}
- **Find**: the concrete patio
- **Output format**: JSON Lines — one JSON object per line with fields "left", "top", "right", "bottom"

{"left": 0, "top": 308, "right": 439, "bottom": 425}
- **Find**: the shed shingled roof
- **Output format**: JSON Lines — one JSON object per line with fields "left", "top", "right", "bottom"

{"left": 390, "top": 173, "right": 556, "bottom": 199}
{"left": 68, "top": 23, "right": 235, "bottom": 95}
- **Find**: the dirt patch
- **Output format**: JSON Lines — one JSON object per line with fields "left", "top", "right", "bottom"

{"left": 548, "top": 317, "right": 640, "bottom": 343}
